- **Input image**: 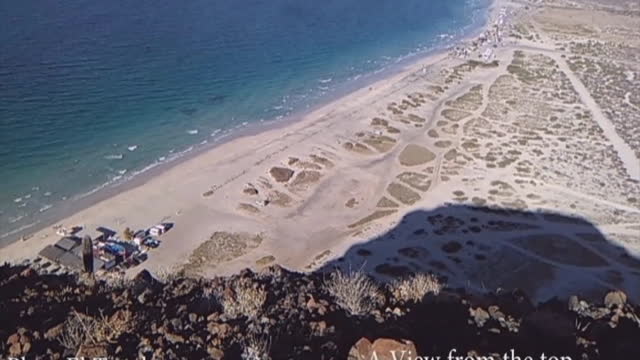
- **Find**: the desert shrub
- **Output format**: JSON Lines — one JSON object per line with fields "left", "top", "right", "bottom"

{"left": 58, "top": 310, "right": 133, "bottom": 352}
{"left": 104, "top": 272, "right": 131, "bottom": 290}
{"left": 154, "top": 266, "right": 178, "bottom": 283}
{"left": 220, "top": 277, "right": 267, "bottom": 319}
{"left": 323, "top": 268, "right": 382, "bottom": 316}
{"left": 122, "top": 227, "right": 134, "bottom": 241}
{"left": 58, "top": 312, "right": 88, "bottom": 352}
{"left": 391, "top": 273, "right": 443, "bottom": 303}
{"left": 241, "top": 334, "right": 271, "bottom": 360}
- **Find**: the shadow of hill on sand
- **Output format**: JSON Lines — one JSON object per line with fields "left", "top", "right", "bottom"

{"left": 317, "top": 204, "right": 640, "bottom": 303}
{"left": 2, "top": 205, "right": 640, "bottom": 359}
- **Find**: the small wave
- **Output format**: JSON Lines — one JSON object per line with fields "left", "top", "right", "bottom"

{"left": 128, "top": 145, "right": 138, "bottom": 151}
{"left": 0, "top": 221, "right": 39, "bottom": 239}
{"left": 117, "top": 169, "right": 127, "bottom": 175}
{"left": 319, "top": 78, "right": 332, "bottom": 84}
{"left": 39, "top": 204, "right": 52, "bottom": 213}
{"left": 44, "top": 191, "right": 52, "bottom": 197}
{"left": 318, "top": 86, "right": 329, "bottom": 91}
{"left": 104, "top": 154, "right": 124, "bottom": 160}
{"left": 32, "top": 186, "right": 40, "bottom": 191}
{"left": 14, "top": 197, "right": 22, "bottom": 203}
{"left": 210, "top": 129, "right": 221, "bottom": 137}
{"left": 273, "top": 105, "right": 284, "bottom": 110}
{"left": 158, "top": 156, "right": 166, "bottom": 161}
{"left": 187, "top": 129, "right": 199, "bottom": 135}
{"left": 24, "top": 194, "right": 32, "bottom": 199}
{"left": 8, "top": 215, "right": 25, "bottom": 223}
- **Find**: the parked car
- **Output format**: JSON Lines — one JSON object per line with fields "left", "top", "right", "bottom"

{"left": 143, "top": 236, "right": 160, "bottom": 248}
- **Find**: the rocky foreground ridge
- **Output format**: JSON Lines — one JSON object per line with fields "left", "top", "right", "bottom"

{"left": 1, "top": 263, "right": 639, "bottom": 360}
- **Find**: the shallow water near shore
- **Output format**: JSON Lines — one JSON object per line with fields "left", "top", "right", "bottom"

{"left": 0, "top": 0, "right": 489, "bottom": 243}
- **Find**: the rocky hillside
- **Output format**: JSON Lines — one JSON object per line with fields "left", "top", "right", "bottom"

{"left": 1, "top": 263, "right": 639, "bottom": 359}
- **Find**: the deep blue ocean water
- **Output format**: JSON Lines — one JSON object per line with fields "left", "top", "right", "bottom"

{"left": 0, "top": 0, "right": 488, "bottom": 241}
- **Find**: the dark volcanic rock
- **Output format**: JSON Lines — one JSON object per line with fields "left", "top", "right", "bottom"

{"left": 1, "top": 263, "right": 639, "bottom": 360}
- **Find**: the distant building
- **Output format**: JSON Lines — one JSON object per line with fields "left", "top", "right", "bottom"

{"left": 38, "top": 245, "right": 66, "bottom": 263}
{"left": 54, "top": 236, "right": 81, "bottom": 252}
{"left": 57, "top": 252, "right": 83, "bottom": 270}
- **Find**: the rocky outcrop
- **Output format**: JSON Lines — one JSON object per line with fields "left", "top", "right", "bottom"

{"left": 1, "top": 263, "right": 639, "bottom": 359}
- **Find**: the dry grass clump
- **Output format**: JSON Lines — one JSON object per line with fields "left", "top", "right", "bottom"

{"left": 323, "top": 269, "right": 383, "bottom": 316}
{"left": 154, "top": 266, "right": 178, "bottom": 283}
{"left": 241, "top": 334, "right": 271, "bottom": 360}
{"left": 58, "top": 310, "right": 133, "bottom": 352}
{"left": 104, "top": 272, "right": 131, "bottom": 290}
{"left": 220, "top": 277, "right": 267, "bottom": 319}
{"left": 391, "top": 273, "right": 443, "bottom": 303}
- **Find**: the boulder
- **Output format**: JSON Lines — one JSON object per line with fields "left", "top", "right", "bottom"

{"left": 207, "top": 346, "right": 225, "bottom": 359}
{"left": 604, "top": 290, "right": 627, "bottom": 309}
{"left": 348, "top": 338, "right": 417, "bottom": 360}
{"left": 470, "top": 307, "right": 490, "bottom": 327}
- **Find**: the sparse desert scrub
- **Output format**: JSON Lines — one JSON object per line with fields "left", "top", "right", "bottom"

{"left": 323, "top": 268, "right": 383, "bottom": 316}
{"left": 390, "top": 273, "right": 443, "bottom": 303}
{"left": 220, "top": 277, "right": 267, "bottom": 319}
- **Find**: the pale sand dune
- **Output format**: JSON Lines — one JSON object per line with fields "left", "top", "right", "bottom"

{"left": 2, "top": 0, "right": 640, "bottom": 302}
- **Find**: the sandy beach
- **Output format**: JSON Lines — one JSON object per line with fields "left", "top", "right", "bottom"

{"left": 2, "top": 0, "right": 640, "bottom": 302}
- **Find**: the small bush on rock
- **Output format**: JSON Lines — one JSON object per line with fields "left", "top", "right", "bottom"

{"left": 58, "top": 310, "right": 133, "bottom": 353}
{"left": 221, "top": 277, "right": 267, "bottom": 319}
{"left": 323, "top": 268, "right": 382, "bottom": 316}
{"left": 241, "top": 334, "right": 271, "bottom": 360}
{"left": 391, "top": 273, "right": 443, "bottom": 303}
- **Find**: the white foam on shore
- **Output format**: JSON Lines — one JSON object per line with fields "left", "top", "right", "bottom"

{"left": 8, "top": 215, "right": 25, "bottom": 223}
{"left": 104, "top": 154, "right": 124, "bottom": 160}
{"left": 0, "top": 221, "right": 39, "bottom": 239}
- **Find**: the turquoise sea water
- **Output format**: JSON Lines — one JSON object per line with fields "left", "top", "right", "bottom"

{"left": 0, "top": 0, "right": 489, "bottom": 243}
